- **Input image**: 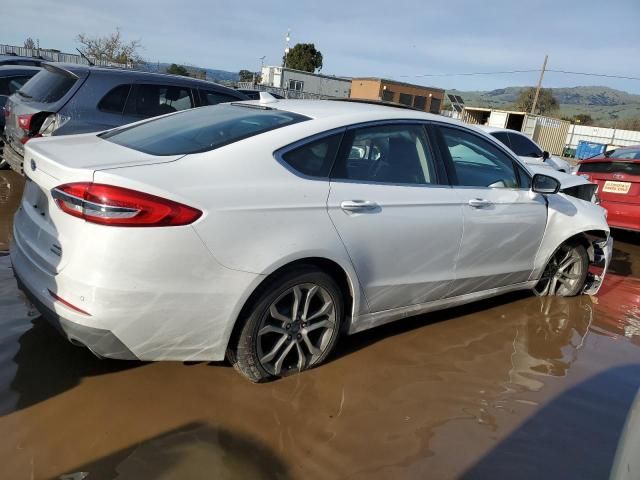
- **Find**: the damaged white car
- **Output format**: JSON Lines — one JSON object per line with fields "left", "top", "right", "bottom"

{"left": 10, "top": 97, "right": 612, "bottom": 382}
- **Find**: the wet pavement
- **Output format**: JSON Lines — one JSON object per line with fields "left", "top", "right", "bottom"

{"left": 1, "top": 169, "right": 639, "bottom": 479}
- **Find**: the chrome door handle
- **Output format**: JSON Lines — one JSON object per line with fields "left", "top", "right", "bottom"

{"left": 468, "top": 198, "right": 493, "bottom": 208}
{"left": 340, "top": 200, "right": 379, "bottom": 212}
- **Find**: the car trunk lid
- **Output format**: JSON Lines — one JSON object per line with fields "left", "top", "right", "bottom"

{"left": 14, "top": 136, "right": 182, "bottom": 274}
{"left": 578, "top": 160, "right": 640, "bottom": 205}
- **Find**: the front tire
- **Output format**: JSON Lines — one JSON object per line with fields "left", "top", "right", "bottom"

{"left": 229, "top": 265, "right": 344, "bottom": 382}
{"left": 534, "top": 243, "right": 589, "bottom": 296}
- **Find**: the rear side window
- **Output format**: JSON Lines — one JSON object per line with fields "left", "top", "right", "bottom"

{"left": 98, "top": 84, "right": 131, "bottom": 114}
{"left": 127, "top": 84, "right": 194, "bottom": 117}
{"left": 101, "top": 104, "right": 309, "bottom": 156}
{"left": 200, "top": 90, "right": 241, "bottom": 105}
{"left": 280, "top": 134, "right": 342, "bottom": 178}
{"left": 508, "top": 132, "right": 542, "bottom": 157}
{"left": 18, "top": 67, "right": 77, "bottom": 103}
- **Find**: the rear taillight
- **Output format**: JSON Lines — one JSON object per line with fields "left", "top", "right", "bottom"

{"left": 18, "top": 113, "right": 34, "bottom": 130}
{"left": 51, "top": 182, "right": 202, "bottom": 227}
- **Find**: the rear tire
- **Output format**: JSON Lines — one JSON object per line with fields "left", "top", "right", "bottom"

{"left": 228, "top": 265, "right": 344, "bottom": 382}
{"left": 534, "top": 243, "right": 589, "bottom": 297}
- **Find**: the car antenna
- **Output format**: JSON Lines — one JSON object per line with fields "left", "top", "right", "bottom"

{"left": 76, "top": 48, "right": 95, "bottom": 66}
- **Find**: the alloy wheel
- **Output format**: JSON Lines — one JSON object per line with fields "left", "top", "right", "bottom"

{"left": 256, "top": 283, "right": 337, "bottom": 376}
{"left": 535, "top": 246, "right": 585, "bottom": 296}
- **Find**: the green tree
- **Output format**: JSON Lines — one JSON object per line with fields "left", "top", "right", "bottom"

{"left": 573, "top": 113, "right": 593, "bottom": 125}
{"left": 283, "top": 43, "right": 323, "bottom": 72}
{"left": 238, "top": 69, "right": 255, "bottom": 82}
{"left": 76, "top": 28, "right": 143, "bottom": 64}
{"left": 514, "top": 87, "right": 559, "bottom": 115}
{"left": 166, "top": 63, "right": 190, "bottom": 76}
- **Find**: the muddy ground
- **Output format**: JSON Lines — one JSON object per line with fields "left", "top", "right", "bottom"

{"left": 1, "top": 169, "right": 639, "bottom": 479}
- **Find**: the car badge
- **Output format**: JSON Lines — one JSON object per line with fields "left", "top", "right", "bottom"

{"left": 613, "top": 173, "right": 624, "bottom": 180}
{"left": 30, "top": 159, "right": 36, "bottom": 172}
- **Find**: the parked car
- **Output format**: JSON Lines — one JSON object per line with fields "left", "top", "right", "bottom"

{"left": 479, "top": 126, "right": 572, "bottom": 172}
{"left": 2, "top": 63, "right": 248, "bottom": 173}
{"left": 11, "top": 98, "right": 612, "bottom": 382}
{"left": 0, "top": 65, "right": 41, "bottom": 168}
{"left": 577, "top": 145, "right": 640, "bottom": 232}
{"left": 0, "top": 54, "right": 45, "bottom": 67}
{"left": 236, "top": 88, "right": 285, "bottom": 100}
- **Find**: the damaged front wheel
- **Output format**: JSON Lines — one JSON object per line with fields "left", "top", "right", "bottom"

{"left": 534, "top": 243, "right": 589, "bottom": 297}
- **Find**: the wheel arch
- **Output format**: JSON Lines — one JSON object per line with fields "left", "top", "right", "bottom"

{"left": 225, "top": 256, "right": 362, "bottom": 358}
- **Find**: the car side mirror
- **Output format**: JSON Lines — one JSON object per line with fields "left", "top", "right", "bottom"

{"left": 542, "top": 151, "right": 550, "bottom": 160}
{"left": 532, "top": 173, "right": 561, "bottom": 194}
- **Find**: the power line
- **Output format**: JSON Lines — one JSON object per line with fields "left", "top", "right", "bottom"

{"left": 397, "top": 69, "right": 640, "bottom": 81}
{"left": 546, "top": 70, "right": 640, "bottom": 81}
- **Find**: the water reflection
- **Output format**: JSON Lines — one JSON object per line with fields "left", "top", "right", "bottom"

{"left": 0, "top": 170, "right": 24, "bottom": 251}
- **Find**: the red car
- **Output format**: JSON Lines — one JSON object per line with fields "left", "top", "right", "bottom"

{"left": 577, "top": 145, "right": 640, "bottom": 232}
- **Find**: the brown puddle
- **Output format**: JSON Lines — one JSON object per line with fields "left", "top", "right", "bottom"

{"left": 0, "top": 170, "right": 25, "bottom": 250}
{"left": 0, "top": 168, "right": 639, "bottom": 479}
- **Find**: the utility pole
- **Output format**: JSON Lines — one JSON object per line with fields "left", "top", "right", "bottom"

{"left": 283, "top": 30, "right": 290, "bottom": 69}
{"left": 530, "top": 54, "right": 548, "bottom": 115}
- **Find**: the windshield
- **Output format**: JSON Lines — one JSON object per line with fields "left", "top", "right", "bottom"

{"left": 101, "top": 104, "right": 309, "bottom": 156}
{"left": 18, "top": 66, "right": 77, "bottom": 103}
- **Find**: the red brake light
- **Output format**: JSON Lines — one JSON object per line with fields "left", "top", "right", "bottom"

{"left": 51, "top": 182, "right": 202, "bottom": 227}
{"left": 18, "top": 113, "right": 34, "bottom": 131}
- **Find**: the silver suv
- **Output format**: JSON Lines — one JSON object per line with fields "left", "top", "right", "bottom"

{"left": 2, "top": 63, "right": 248, "bottom": 173}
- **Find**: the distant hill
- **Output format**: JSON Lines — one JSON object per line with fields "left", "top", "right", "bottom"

{"left": 145, "top": 62, "right": 239, "bottom": 83}
{"left": 448, "top": 86, "right": 640, "bottom": 127}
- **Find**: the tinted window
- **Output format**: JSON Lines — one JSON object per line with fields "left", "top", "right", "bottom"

{"left": 18, "top": 67, "right": 76, "bottom": 103}
{"left": 398, "top": 93, "right": 412, "bottom": 106}
{"left": 490, "top": 131, "right": 511, "bottom": 148}
{"left": 281, "top": 134, "right": 342, "bottom": 177}
{"left": 98, "top": 84, "right": 131, "bottom": 114}
{"left": 413, "top": 95, "right": 426, "bottom": 110}
{"left": 429, "top": 97, "right": 441, "bottom": 113}
{"left": 0, "top": 76, "right": 34, "bottom": 95}
{"left": 102, "top": 104, "right": 309, "bottom": 156}
{"left": 578, "top": 161, "right": 640, "bottom": 175}
{"left": 128, "top": 84, "right": 194, "bottom": 117}
{"left": 200, "top": 90, "right": 240, "bottom": 105}
{"left": 439, "top": 126, "right": 518, "bottom": 188}
{"left": 332, "top": 124, "right": 434, "bottom": 185}
{"left": 508, "top": 132, "right": 542, "bottom": 157}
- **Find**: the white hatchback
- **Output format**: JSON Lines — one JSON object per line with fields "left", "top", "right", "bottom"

{"left": 11, "top": 98, "right": 612, "bottom": 381}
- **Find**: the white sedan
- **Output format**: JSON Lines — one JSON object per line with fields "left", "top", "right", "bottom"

{"left": 479, "top": 126, "right": 572, "bottom": 173}
{"left": 10, "top": 97, "right": 612, "bottom": 381}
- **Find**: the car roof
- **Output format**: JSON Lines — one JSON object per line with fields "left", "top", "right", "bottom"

{"left": 45, "top": 63, "right": 243, "bottom": 92}
{"left": 0, "top": 65, "right": 41, "bottom": 75}
{"left": 477, "top": 125, "right": 525, "bottom": 135}
{"left": 239, "top": 98, "right": 459, "bottom": 124}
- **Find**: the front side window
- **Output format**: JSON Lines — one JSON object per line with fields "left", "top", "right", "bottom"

{"left": 508, "top": 132, "right": 542, "bottom": 157}
{"left": 280, "top": 133, "right": 342, "bottom": 177}
{"left": 101, "top": 104, "right": 309, "bottom": 156}
{"left": 331, "top": 124, "right": 435, "bottom": 185}
{"left": 438, "top": 126, "right": 518, "bottom": 188}
{"left": 128, "top": 84, "right": 194, "bottom": 117}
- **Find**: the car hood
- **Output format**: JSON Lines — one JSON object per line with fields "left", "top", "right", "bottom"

{"left": 526, "top": 164, "right": 593, "bottom": 189}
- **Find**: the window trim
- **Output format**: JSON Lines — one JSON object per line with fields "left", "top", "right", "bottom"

{"left": 431, "top": 122, "right": 532, "bottom": 190}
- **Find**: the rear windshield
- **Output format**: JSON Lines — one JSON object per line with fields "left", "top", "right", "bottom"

{"left": 608, "top": 148, "right": 640, "bottom": 160}
{"left": 18, "top": 67, "right": 77, "bottom": 103}
{"left": 100, "top": 104, "right": 309, "bottom": 156}
{"left": 579, "top": 161, "right": 640, "bottom": 176}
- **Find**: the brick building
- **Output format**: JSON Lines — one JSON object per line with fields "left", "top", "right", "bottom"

{"left": 350, "top": 78, "right": 445, "bottom": 113}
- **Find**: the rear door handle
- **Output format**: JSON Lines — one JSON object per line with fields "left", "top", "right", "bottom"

{"left": 340, "top": 200, "right": 379, "bottom": 212}
{"left": 468, "top": 198, "right": 493, "bottom": 208}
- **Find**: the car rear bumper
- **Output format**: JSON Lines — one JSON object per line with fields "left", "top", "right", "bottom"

{"left": 1, "top": 136, "right": 24, "bottom": 174}
{"left": 603, "top": 200, "right": 640, "bottom": 232}
{"left": 10, "top": 220, "right": 263, "bottom": 362}
{"left": 14, "top": 266, "right": 138, "bottom": 360}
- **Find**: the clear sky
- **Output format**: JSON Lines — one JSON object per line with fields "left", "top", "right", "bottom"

{"left": 4, "top": 0, "right": 640, "bottom": 93}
